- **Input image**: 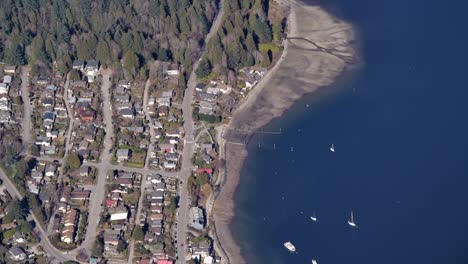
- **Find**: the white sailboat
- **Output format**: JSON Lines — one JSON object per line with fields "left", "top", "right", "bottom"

{"left": 330, "top": 144, "right": 335, "bottom": 152}
{"left": 312, "top": 260, "right": 318, "bottom": 264}
{"left": 310, "top": 211, "right": 318, "bottom": 222}
{"left": 348, "top": 210, "right": 358, "bottom": 227}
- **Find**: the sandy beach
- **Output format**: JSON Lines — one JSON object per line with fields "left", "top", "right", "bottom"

{"left": 211, "top": 1, "right": 357, "bottom": 263}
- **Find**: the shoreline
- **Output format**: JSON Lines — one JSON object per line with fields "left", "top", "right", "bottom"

{"left": 211, "top": 0, "right": 357, "bottom": 263}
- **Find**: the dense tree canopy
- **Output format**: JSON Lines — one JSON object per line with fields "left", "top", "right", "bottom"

{"left": 0, "top": 0, "right": 217, "bottom": 74}
{"left": 206, "top": 0, "right": 286, "bottom": 74}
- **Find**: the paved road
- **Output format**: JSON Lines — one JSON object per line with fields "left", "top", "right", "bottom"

{"left": 20, "top": 67, "right": 32, "bottom": 148}
{"left": 59, "top": 73, "right": 74, "bottom": 183}
{"left": 128, "top": 78, "right": 155, "bottom": 264}
{"left": 175, "top": 1, "right": 225, "bottom": 262}
{"left": 79, "top": 72, "right": 115, "bottom": 254}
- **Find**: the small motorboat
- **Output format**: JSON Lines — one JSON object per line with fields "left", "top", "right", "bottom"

{"left": 283, "top": 241, "right": 296, "bottom": 253}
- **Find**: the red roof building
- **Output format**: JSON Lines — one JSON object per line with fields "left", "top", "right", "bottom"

{"left": 105, "top": 198, "right": 118, "bottom": 208}
{"left": 157, "top": 260, "right": 173, "bottom": 264}
{"left": 197, "top": 168, "right": 213, "bottom": 174}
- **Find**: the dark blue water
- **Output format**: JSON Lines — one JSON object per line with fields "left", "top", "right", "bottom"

{"left": 232, "top": 0, "right": 468, "bottom": 263}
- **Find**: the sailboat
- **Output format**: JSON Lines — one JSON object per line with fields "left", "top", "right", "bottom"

{"left": 312, "top": 260, "right": 318, "bottom": 264}
{"left": 348, "top": 210, "right": 358, "bottom": 227}
{"left": 310, "top": 211, "right": 318, "bottom": 222}
{"left": 330, "top": 144, "right": 335, "bottom": 152}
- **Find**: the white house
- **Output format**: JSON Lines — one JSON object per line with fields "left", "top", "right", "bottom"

{"left": 163, "top": 161, "right": 176, "bottom": 170}
{"left": 9, "top": 246, "right": 26, "bottom": 261}
{"left": 110, "top": 207, "right": 129, "bottom": 221}
{"left": 188, "top": 207, "right": 205, "bottom": 231}
{"left": 0, "top": 83, "right": 9, "bottom": 94}
{"left": 116, "top": 149, "right": 130, "bottom": 163}
{"left": 3, "top": 75, "right": 12, "bottom": 84}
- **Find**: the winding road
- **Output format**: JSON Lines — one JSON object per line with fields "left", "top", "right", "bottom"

{"left": 175, "top": 0, "right": 225, "bottom": 262}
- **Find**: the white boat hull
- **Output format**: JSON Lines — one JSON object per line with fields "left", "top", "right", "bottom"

{"left": 284, "top": 242, "right": 296, "bottom": 252}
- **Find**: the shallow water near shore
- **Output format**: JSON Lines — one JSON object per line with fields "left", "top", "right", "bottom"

{"left": 231, "top": 0, "right": 468, "bottom": 263}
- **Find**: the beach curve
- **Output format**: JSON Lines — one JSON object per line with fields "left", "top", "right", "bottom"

{"left": 211, "top": 1, "right": 357, "bottom": 263}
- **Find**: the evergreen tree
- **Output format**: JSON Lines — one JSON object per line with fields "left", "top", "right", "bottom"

{"left": 96, "top": 39, "right": 112, "bottom": 65}
{"left": 157, "top": 48, "right": 170, "bottom": 61}
{"left": 123, "top": 51, "right": 141, "bottom": 79}
{"left": 31, "top": 35, "right": 48, "bottom": 62}
{"left": 196, "top": 58, "right": 211, "bottom": 78}
{"left": 254, "top": 18, "right": 273, "bottom": 43}
{"left": 5, "top": 44, "right": 26, "bottom": 65}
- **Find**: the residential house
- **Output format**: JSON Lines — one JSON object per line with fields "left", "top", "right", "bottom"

{"left": 165, "top": 63, "right": 180, "bottom": 76}
{"left": 165, "top": 153, "right": 179, "bottom": 162}
{"left": 163, "top": 161, "right": 177, "bottom": 170}
{"left": 109, "top": 206, "right": 128, "bottom": 221}
{"left": 61, "top": 209, "right": 78, "bottom": 227}
{"left": 60, "top": 186, "right": 73, "bottom": 202}
{"left": 195, "top": 83, "right": 206, "bottom": 92}
{"left": 79, "top": 110, "right": 95, "bottom": 122}
{"left": 79, "top": 166, "right": 90, "bottom": 177}
{"left": 150, "top": 204, "right": 163, "bottom": 213}
{"left": 0, "top": 83, "right": 9, "bottom": 94}
{"left": 27, "top": 181, "right": 40, "bottom": 195}
{"left": 200, "top": 144, "right": 214, "bottom": 153}
{"left": 116, "top": 149, "right": 130, "bottom": 162}
{"left": 147, "top": 174, "right": 162, "bottom": 185}
{"left": 72, "top": 60, "right": 85, "bottom": 71}
{"left": 9, "top": 246, "right": 26, "bottom": 261}
{"left": 197, "top": 92, "right": 217, "bottom": 102}
{"left": 45, "top": 164, "right": 57, "bottom": 177}
{"left": 206, "top": 87, "right": 221, "bottom": 95}
{"left": 203, "top": 256, "right": 215, "bottom": 264}
{"left": 165, "top": 127, "right": 181, "bottom": 138}
{"left": 161, "top": 90, "right": 174, "bottom": 98}
{"left": 70, "top": 189, "right": 91, "bottom": 201}
{"left": 105, "top": 198, "right": 118, "bottom": 208}
{"left": 197, "top": 168, "right": 213, "bottom": 175}
{"left": 157, "top": 260, "right": 173, "bottom": 264}
{"left": 3, "top": 66, "right": 17, "bottom": 74}
{"left": 150, "top": 190, "right": 164, "bottom": 200}
{"left": 158, "top": 143, "right": 176, "bottom": 153}
{"left": 1, "top": 222, "right": 17, "bottom": 231}
{"left": 13, "top": 232, "right": 26, "bottom": 243}
{"left": 36, "top": 77, "right": 48, "bottom": 85}
{"left": 156, "top": 97, "right": 171, "bottom": 107}
{"left": 57, "top": 202, "right": 68, "bottom": 213}
{"left": 115, "top": 178, "right": 133, "bottom": 187}
{"left": 31, "top": 171, "right": 44, "bottom": 182}
{"left": 35, "top": 136, "right": 50, "bottom": 147}
{"left": 61, "top": 225, "right": 75, "bottom": 244}
{"left": 157, "top": 105, "right": 169, "bottom": 117}
{"left": 3, "top": 75, "right": 12, "bottom": 84}
{"left": 119, "top": 108, "right": 135, "bottom": 118}
{"left": 188, "top": 207, "right": 205, "bottom": 231}
{"left": 192, "top": 240, "right": 211, "bottom": 259}
{"left": 154, "top": 181, "right": 166, "bottom": 192}
{"left": 118, "top": 80, "right": 131, "bottom": 89}
{"left": 85, "top": 60, "right": 100, "bottom": 82}
{"left": 154, "top": 120, "right": 164, "bottom": 129}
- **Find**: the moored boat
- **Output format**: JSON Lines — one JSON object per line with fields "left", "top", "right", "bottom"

{"left": 283, "top": 241, "right": 296, "bottom": 252}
